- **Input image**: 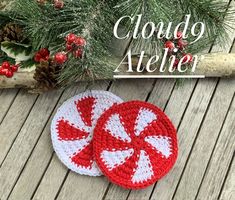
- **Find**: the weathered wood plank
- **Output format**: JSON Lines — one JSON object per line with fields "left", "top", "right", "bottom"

{"left": 150, "top": 79, "right": 217, "bottom": 200}
{"left": 32, "top": 81, "right": 110, "bottom": 200}
{"left": 171, "top": 6, "right": 235, "bottom": 195}
{"left": 219, "top": 158, "right": 235, "bottom": 200}
{"left": 57, "top": 173, "right": 110, "bottom": 200}
{"left": 0, "top": 90, "right": 38, "bottom": 164}
{"left": 148, "top": 79, "right": 175, "bottom": 109}
{"left": 8, "top": 83, "right": 88, "bottom": 200}
{"left": 172, "top": 78, "right": 235, "bottom": 200}
{"left": 196, "top": 94, "right": 235, "bottom": 200}
{"left": 108, "top": 79, "right": 155, "bottom": 101}
{"left": 56, "top": 79, "right": 155, "bottom": 200}
{"left": 127, "top": 79, "right": 197, "bottom": 200}
{"left": 0, "top": 89, "right": 18, "bottom": 123}
{"left": 0, "top": 89, "right": 63, "bottom": 200}
{"left": 32, "top": 153, "right": 69, "bottom": 200}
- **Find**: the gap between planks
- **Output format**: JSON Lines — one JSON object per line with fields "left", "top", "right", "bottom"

{"left": 7, "top": 91, "right": 65, "bottom": 199}
{"left": 0, "top": 91, "right": 39, "bottom": 167}
{"left": 0, "top": 89, "right": 19, "bottom": 125}
{"left": 0, "top": 89, "right": 64, "bottom": 199}
{"left": 219, "top": 153, "right": 235, "bottom": 200}
{"left": 195, "top": 92, "right": 235, "bottom": 200}
{"left": 6, "top": 82, "right": 105, "bottom": 200}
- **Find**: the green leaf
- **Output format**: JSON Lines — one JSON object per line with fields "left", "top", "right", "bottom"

{"left": 1, "top": 41, "right": 33, "bottom": 62}
{"left": 20, "top": 59, "right": 36, "bottom": 69}
{"left": 0, "top": 53, "right": 15, "bottom": 64}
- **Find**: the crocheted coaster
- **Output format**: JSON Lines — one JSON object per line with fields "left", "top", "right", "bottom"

{"left": 51, "top": 90, "right": 123, "bottom": 176}
{"left": 93, "top": 101, "right": 178, "bottom": 189}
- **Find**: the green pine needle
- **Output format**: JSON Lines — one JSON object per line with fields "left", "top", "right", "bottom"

{"left": 0, "top": 0, "right": 234, "bottom": 87}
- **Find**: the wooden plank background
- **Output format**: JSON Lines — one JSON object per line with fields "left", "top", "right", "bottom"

{"left": 0, "top": 0, "right": 235, "bottom": 200}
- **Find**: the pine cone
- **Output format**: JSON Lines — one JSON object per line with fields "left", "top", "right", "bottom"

{"left": 0, "top": 23, "right": 24, "bottom": 43}
{"left": 34, "top": 60, "right": 62, "bottom": 91}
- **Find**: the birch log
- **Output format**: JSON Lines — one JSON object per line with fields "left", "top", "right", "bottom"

{"left": 0, "top": 71, "right": 37, "bottom": 89}
{"left": 196, "top": 53, "right": 235, "bottom": 77}
{"left": 0, "top": 53, "right": 234, "bottom": 91}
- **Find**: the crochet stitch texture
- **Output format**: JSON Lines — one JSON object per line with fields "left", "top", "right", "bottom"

{"left": 93, "top": 101, "right": 178, "bottom": 189}
{"left": 51, "top": 90, "right": 123, "bottom": 176}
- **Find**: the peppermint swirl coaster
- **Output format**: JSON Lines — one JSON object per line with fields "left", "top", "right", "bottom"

{"left": 93, "top": 101, "right": 178, "bottom": 189}
{"left": 51, "top": 90, "right": 123, "bottom": 176}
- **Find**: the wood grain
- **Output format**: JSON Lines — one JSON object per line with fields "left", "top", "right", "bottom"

{"left": 150, "top": 79, "right": 218, "bottom": 200}
{"left": 8, "top": 83, "right": 88, "bottom": 200}
{"left": 219, "top": 158, "right": 235, "bottom": 200}
{"left": 196, "top": 94, "right": 235, "bottom": 200}
{"left": 173, "top": 78, "right": 235, "bottom": 200}
{"left": 0, "top": 90, "right": 38, "bottom": 164}
{"left": 0, "top": 89, "right": 62, "bottom": 200}
{"left": 0, "top": 89, "right": 18, "bottom": 123}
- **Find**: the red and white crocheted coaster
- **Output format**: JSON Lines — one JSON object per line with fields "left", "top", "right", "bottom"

{"left": 93, "top": 101, "right": 178, "bottom": 189}
{"left": 51, "top": 90, "right": 123, "bottom": 176}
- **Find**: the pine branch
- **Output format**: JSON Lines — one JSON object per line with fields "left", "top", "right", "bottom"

{"left": 180, "top": 0, "right": 235, "bottom": 45}
{"left": 57, "top": 0, "right": 116, "bottom": 86}
{"left": 1, "top": 0, "right": 234, "bottom": 89}
{"left": 2, "top": 0, "right": 115, "bottom": 86}
{"left": 114, "top": 0, "right": 235, "bottom": 55}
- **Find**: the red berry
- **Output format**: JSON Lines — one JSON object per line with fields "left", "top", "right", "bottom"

{"left": 182, "top": 53, "right": 193, "bottom": 63}
{"left": 40, "top": 55, "right": 50, "bottom": 62}
{"left": 5, "top": 69, "right": 14, "bottom": 78}
{"left": 75, "top": 37, "right": 86, "bottom": 46}
{"left": 66, "top": 44, "right": 73, "bottom": 51}
{"left": 34, "top": 53, "right": 42, "bottom": 62}
{"left": 2, "top": 61, "right": 10, "bottom": 69}
{"left": 54, "top": 0, "right": 64, "bottom": 9}
{"left": 11, "top": 65, "right": 19, "bottom": 72}
{"left": 176, "top": 31, "right": 183, "bottom": 39}
{"left": 164, "top": 41, "right": 175, "bottom": 50}
{"left": 178, "top": 39, "right": 188, "bottom": 50}
{"left": 0, "top": 67, "right": 7, "bottom": 75}
{"left": 44, "top": 55, "right": 50, "bottom": 61}
{"left": 66, "top": 33, "right": 77, "bottom": 45}
{"left": 173, "top": 58, "right": 179, "bottom": 68}
{"left": 73, "top": 49, "right": 83, "bottom": 58}
{"left": 35, "top": 48, "right": 50, "bottom": 62}
{"left": 54, "top": 52, "right": 67, "bottom": 64}
{"left": 39, "top": 48, "right": 50, "bottom": 57}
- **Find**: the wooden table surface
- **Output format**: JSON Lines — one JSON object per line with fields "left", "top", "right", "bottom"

{"left": 0, "top": 1, "right": 235, "bottom": 200}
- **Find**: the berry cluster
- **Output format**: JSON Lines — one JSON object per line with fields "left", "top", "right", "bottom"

{"left": 33, "top": 33, "right": 86, "bottom": 66}
{"left": 164, "top": 31, "right": 193, "bottom": 68}
{"left": 65, "top": 33, "right": 86, "bottom": 58}
{"left": 34, "top": 48, "right": 67, "bottom": 65}
{"left": 0, "top": 61, "right": 19, "bottom": 78}
{"left": 52, "top": 33, "right": 86, "bottom": 65}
